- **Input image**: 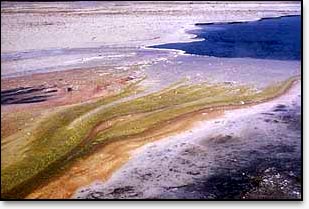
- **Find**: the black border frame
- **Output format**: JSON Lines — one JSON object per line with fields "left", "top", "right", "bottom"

{"left": 0, "top": 0, "right": 304, "bottom": 201}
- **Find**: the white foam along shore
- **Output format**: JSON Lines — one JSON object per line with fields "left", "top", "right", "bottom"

{"left": 142, "top": 14, "right": 301, "bottom": 58}
{"left": 1, "top": 2, "right": 301, "bottom": 78}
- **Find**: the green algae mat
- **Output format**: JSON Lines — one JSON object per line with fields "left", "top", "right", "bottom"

{"left": 1, "top": 76, "right": 298, "bottom": 198}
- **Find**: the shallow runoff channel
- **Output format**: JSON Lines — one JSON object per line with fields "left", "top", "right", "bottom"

{"left": 73, "top": 15, "right": 302, "bottom": 199}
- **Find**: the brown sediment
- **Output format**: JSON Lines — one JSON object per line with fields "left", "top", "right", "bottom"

{"left": 1, "top": 67, "right": 132, "bottom": 107}
{"left": 1, "top": 67, "right": 137, "bottom": 139}
{"left": 25, "top": 79, "right": 299, "bottom": 199}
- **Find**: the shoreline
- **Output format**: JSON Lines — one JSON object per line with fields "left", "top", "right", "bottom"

{"left": 1, "top": 1, "right": 300, "bottom": 53}
{"left": 146, "top": 14, "right": 301, "bottom": 61}
{"left": 144, "top": 14, "right": 301, "bottom": 56}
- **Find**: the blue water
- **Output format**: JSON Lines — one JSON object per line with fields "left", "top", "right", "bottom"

{"left": 151, "top": 15, "right": 301, "bottom": 60}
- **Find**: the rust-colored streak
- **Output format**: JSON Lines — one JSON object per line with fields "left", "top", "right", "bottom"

{"left": 25, "top": 80, "right": 299, "bottom": 199}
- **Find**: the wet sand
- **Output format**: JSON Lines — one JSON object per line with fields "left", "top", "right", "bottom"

{"left": 1, "top": 67, "right": 141, "bottom": 139}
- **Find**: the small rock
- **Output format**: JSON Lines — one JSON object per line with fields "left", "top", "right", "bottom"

{"left": 187, "top": 171, "right": 200, "bottom": 175}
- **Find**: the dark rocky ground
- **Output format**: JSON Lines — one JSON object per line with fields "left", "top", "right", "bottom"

{"left": 1, "top": 85, "right": 58, "bottom": 104}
